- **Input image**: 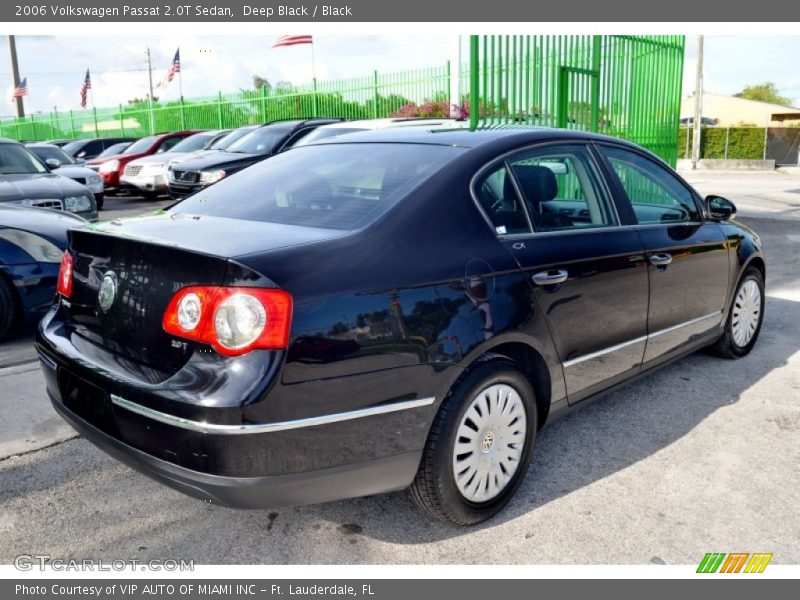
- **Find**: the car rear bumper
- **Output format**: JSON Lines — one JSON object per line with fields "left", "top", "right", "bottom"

{"left": 35, "top": 305, "right": 436, "bottom": 507}
{"left": 48, "top": 389, "right": 421, "bottom": 508}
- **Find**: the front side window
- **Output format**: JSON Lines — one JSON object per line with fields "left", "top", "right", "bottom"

{"left": 601, "top": 146, "right": 701, "bottom": 225}
{"left": 474, "top": 144, "right": 617, "bottom": 235}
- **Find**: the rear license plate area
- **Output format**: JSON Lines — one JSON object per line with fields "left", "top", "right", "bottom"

{"left": 57, "top": 369, "right": 120, "bottom": 437}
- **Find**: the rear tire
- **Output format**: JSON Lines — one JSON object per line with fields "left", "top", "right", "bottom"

{"left": 409, "top": 359, "right": 537, "bottom": 525}
{"left": 709, "top": 266, "right": 765, "bottom": 358}
{"left": 95, "top": 195, "right": 104, "bottom": 210}
{"left": 0, "top": 276, "right": 20, "bottom": 340}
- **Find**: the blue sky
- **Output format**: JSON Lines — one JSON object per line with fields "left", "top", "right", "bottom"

{"left": 2, "top": 35, "right": 799, "bottom": 116}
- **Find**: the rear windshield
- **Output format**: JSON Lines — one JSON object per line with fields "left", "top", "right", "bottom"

{"left": 172, "top": 143, "right": 460, "bottom": 230}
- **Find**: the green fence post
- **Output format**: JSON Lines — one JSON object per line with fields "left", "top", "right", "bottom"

{"left": 30, "top": 114, "right": 36, "bottom": 141}
{"left": 590, "top": 35, "right": 602, "bottom": 132}
{"left": 372, "top": 70, "right": 379, "bottom": 119}
{"left": 469, "top": 36, "right": 479, "bottom": 130}
{"left": 93, "top": 106, "right": 99, "bottom": 136}
{"left": 69, "top": 110, "right": 75, "bottom": 138}
{"left": 217, "top": 92, "right": 224, "bottom": 128}
{"left": 119, "top": 104, "right": 125, "bottom": 135}
{"left": 260, "top": 85, "right": 267, "bottom": 122}
{"left": 312, "top": 78, "right": 318, "bottom": 118}
{"left": 180, "top": 95, "right": 186, "bottom": 129}
{"left": 14, "top": 117, "right": 19, "bottom": 141}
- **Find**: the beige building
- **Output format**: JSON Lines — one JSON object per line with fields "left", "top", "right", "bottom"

{"left": 681, "top": 91, "right": 800, "bottom": 127}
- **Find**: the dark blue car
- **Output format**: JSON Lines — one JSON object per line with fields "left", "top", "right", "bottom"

{"left": 0, "top": 204, "right": 84, "bottom": 339}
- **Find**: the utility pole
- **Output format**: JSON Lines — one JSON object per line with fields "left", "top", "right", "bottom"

{"left": 7, "top": 35, "right": 24, "bottom": 117}
{"left": 691, "top": 35, "right": 704, "bottom": 170}
{"left": 145, "top": 46, "right": 156, "bottom": 135}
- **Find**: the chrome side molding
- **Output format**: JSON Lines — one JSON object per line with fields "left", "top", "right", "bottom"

{"left": 563, "top": 310, "right": 722, "bottom": 368}
{"left": 110, "top": 395, "right": 436, "bottom": 435}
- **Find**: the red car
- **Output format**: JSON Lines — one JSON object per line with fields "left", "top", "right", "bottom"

{"left": 86, "top": 131, "right": 198, "bottom": 194}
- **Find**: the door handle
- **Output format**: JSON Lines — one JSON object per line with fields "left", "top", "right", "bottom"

{"left": 532, "top": 269, "right": 568, "bottom": 286}
{"left": 649, "top": 253, "right": 673, "bottom": 266}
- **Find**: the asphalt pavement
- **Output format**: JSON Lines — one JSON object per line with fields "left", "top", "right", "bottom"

{"left": 0, "top": 180, "right": 798, "bottom": 565}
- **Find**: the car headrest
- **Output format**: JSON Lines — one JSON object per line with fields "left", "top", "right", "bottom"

{"left": 511, "top": 165, "right": 558, "bottom": 206}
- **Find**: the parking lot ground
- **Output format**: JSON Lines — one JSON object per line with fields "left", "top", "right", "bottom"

{"left": 0, "top": 179, "right": 798, "bottom": 565}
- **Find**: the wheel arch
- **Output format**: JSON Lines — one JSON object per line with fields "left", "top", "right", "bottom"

{"left": 444, "top": 337, "right": 557, "bottom": 430}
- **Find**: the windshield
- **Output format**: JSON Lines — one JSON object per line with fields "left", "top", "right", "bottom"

{"left": 29, "top": 145, "right": 76, "bottom": 165}
{"left": 169, "top": 133, "right": 215, "bottom": 153}
{"left": 172, "top": 143, "right": 460, "bottom": 230}
{"left": 292, "top": 127, "right": 367, "bottom": 147}
{"left": 62, "top": 140, "right": 87, "bottom": 155}
{"left": 0, "top": 143, "right": 48, "bottom": 175}
{"left": 97, "top": 142, "right": 131, "bottom": 158}
{"left": 225, "top": 126, "right": 290, "bottom": 154}
{"left": 123, "top": 136, "right": 158, "bottom": 154}
{"left": 209, "top": 127, "right": 256, "bottom": 150}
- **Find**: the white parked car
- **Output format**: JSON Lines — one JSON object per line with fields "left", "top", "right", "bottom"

{"left": 26, "top": 143, "right": 105, "bottom": 209}
{"left": 292, "top": 117, "right": 468, "bottom": 146}
{"left": 119, "top": 130, "right": 231, "bottom": 199}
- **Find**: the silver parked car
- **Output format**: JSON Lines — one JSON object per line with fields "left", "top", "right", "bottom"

{"left": 27, "top": 143, "right": 106, "bottom": 209}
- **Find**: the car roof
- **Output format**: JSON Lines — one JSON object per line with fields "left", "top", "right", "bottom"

{"left": 313, "top": 117, "right": 465, "bottom": 131}
{"left": 311, "top": 126, "right": 651, "bottom": 152}
{"left": 256, "top": 118, "right": 344, "bottom": 131}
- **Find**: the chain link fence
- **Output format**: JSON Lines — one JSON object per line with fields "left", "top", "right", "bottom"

{"left": 679, "top": 126, "right": 800, "bottom": 166}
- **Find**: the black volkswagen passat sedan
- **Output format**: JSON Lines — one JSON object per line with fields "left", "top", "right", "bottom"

{"left": 166, "top": 118, "right": 343, "bottom": 197}
{"left": 37, "top": 128, "right": 765, "bottom": 525}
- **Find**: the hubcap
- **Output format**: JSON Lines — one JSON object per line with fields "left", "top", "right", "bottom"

{"left": 452, "top": 383, "right": 527, "bottom": 503}
{"left": 731, "top": 279, "right": 761, "bottom": 348}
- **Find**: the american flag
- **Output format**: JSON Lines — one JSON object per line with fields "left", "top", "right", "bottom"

{"left": 11, "top": 77, "right": 28, "bottom": 100}
{"left": 271, "top": 35, "right": 313, "bottom": 49}
{"left": 159, "top": 49, "right": 180, "bottom": 88}
{"left": 80, "top": 69, "right": 91, "bottom": 109}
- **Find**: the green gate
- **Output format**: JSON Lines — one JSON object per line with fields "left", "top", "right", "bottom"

{"left": 468, "top": 35, "right": 685, "bottom": 165}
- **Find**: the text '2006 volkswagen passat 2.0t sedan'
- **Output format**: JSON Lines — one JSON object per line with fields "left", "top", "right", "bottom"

{"left": 36, "top": 128, "right": 765, "bottom": 525}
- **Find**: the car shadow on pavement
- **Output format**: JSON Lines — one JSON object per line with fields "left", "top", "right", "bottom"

{"left": 0, "top": 297, "right": 797, "bottom": 561}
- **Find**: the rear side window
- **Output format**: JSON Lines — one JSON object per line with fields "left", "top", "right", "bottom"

{"left": 601, "top": 146, "right": 700, "bottom": 224}
{"left": 172, "top": 143, "right": 461, "bottom": 230}
{"left": 474, "top": 144, "right": 617, "bottom": 234}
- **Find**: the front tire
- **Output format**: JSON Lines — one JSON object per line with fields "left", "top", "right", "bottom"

{"left": 409, "top": 359, "right": 537, "bottom": 525}
{"left": 709, "top": 266, "right": 765, "bottom": 358}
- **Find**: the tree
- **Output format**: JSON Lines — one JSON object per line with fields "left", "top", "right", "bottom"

{"left": 735, "top": 82, "right": 793, "bottom": 107}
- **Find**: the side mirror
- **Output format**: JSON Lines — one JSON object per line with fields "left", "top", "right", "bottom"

{"left": 45, "top": 158, "right": 61, "bottom": 170}
{"left": 706, "top": 195, "right": 736, "bottom": 221}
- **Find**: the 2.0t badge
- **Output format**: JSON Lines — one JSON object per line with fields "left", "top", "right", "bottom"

{"left": 97, "top": 272, "right": 118, "bottom": 312}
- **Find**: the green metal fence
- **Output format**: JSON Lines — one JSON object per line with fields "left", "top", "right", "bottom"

{"left": 1, "top": 36, "right": 685, "bottom": 165}
{"left": 0, "top": 63, "right": 451, "bottom": 142}
{"left": 468, "top": 35, "right": 685, "bottom": 165}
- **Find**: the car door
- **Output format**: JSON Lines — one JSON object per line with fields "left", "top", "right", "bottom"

{"left": 474, "top": 142, "right": 649, "bottom": 402}
{"left": 596, "top": 144, "right": 730, "bottom": 366}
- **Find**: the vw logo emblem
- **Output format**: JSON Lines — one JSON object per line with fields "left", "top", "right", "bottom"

{"left": 98, "top": 272, "right": 118, "bottom": 312}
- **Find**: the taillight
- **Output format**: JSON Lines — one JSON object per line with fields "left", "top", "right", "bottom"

{"left": 57, "top": 252, "right": 73, "bottom": 297}
{"left": 163, "top": 286, "right": 292, "bottom": 356}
